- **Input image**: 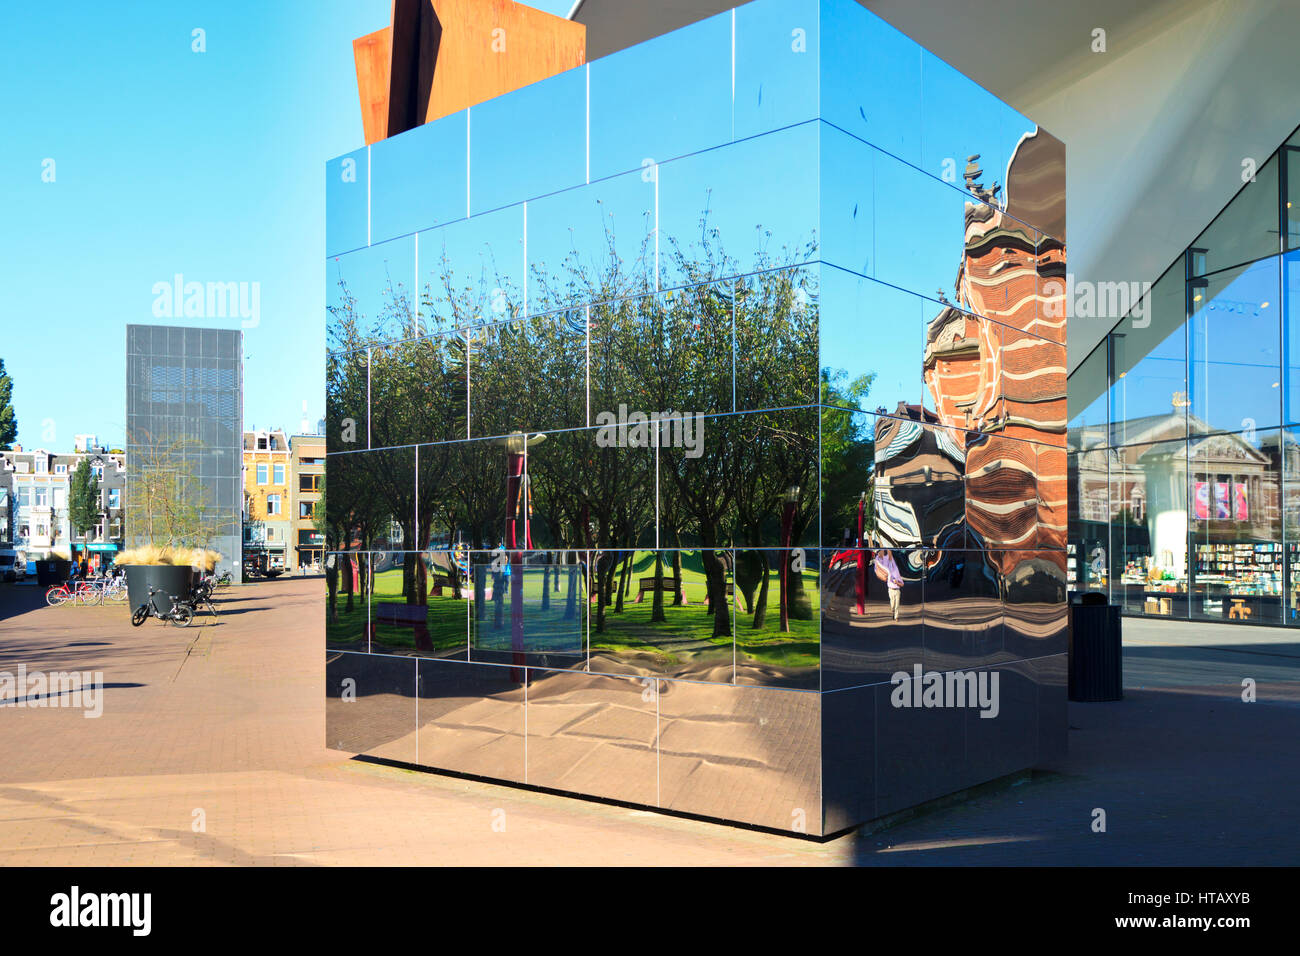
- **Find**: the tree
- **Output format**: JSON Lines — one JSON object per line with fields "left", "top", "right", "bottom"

{"left": 124, "top": 431, "right": 230, "bottom": 549}
{"left": 68, "top": 458, "right": 101, "bottom": 540}
{"left": 324, "top": 180, "right": 833, "bottom": 649}
{"left": 314, "top": 478, "right": 343, "bottom": 622}
{"left": 312, "top": 477, "right": 330, "bottom": 542}
{"left": 0, "top": 359, "right": 17, "bottom": 450}
{"left": 820, "top": 368, "right": 876, "bottom": 546}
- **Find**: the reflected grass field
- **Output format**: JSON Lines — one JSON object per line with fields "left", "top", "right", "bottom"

{"left": 325, "top": 552, "right": 819, "bottom": 668}
{"left": 595, "top": 552, "right": 819, "bottom": 670}
{"left": 325, "top": 566, "right": 466, "bottom": 652}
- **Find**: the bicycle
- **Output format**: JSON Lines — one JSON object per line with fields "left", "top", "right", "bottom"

{"left": 188, "top": 577, "right": 219, "bottom": 618}
{"left": 101, "top": 578, "right": 129, "bottom": 604}
{"left": 73, "top": 580, "right": 106, "bottom": 606}
{"left": 130, "top": 586, "right": 195, "bottom": 628}
{"left": 45, "top": 583, "right": 73, "bottom": 607}
{"left": 93, "top": 570, "right": 128, "bottom": 603}
{"left": 214, "top": 569, "right": 233, "bottom": 587}
{"left": 46, "top": 579, "right": 103, "bottom": 606}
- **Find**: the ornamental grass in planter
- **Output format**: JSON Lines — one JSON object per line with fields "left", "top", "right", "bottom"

{"left": 118, "top": 547, "right": 224, "bottom": 613}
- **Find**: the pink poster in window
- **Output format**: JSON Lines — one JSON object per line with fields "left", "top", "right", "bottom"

{"left": 1214, "top": 482, "right": 1231, "bottom": 519}
{"left": 1194, "top": 481, "right": 1209, "bottom": 520}
{"left": 1234, "top": 482, "right": 1249, "bottom": 521}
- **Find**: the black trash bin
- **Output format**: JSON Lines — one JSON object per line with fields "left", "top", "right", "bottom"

{"left": 34, "top": 559, "right": 71, "bottom": 586}
{"left": 1068, "top": 593, "right": 1122, "bottom": 701}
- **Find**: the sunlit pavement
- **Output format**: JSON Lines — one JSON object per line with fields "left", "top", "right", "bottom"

{"left": 0, "top": 578, "right": 831, "bottom": 865}
{"left": 0, "top": 579, "right": 1295, "bottom": 865}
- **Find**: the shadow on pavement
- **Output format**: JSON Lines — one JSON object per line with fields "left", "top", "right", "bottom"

{"left": 845, "top": 640, "right": 1300, "bottom": 865}
{"left": 8, "top": 682, "right": 146, "bottom": 705}
{"left": 0, "top": 584, "right": 48, "bottom": 625}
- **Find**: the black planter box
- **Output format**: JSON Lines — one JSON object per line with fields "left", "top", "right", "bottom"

{"left": 123, "top": 565, "right": 195, "bottom": 614}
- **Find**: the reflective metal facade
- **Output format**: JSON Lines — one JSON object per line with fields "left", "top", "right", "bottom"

{"left": 324, "top": 0, "right": 1067, "bottom": 835}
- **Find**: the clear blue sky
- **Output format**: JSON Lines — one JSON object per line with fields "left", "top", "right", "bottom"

{"left": 0, "top": 0, "right": 571, "bottom": 451}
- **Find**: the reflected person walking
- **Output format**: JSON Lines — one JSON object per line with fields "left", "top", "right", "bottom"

{"left": 873, "top": 545, "right": 903, "bottom": 621}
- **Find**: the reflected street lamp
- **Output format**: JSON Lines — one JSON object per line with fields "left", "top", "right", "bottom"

{"left": 489, "top": 430, "right": 546, "bottom": 678}
{"left": 491, "top": 431, "right": 546, "bottom": 551}
{"left": 855, "top": 490, "right": 868, "bottom": 615}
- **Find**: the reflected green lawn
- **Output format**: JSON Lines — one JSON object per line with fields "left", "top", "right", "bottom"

{"left": 594, "top": 552, "right": 819, "bottom": 670}
{"left": 325, "top": 566, "right": 466, "bottom": 652}
{"left": 325, "top": 552, "right": 819, "bottom": 668}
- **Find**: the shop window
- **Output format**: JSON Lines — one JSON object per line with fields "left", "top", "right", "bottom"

{"left": 1189, "top": 429, "right": 1283, "bottom": 624}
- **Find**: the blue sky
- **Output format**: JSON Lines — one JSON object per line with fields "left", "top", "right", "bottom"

{"left": 1, "top": 0, "right": 1049, "bottom": 454}
{"left": 0, "top": 0, "right": 570, "bottom": 450}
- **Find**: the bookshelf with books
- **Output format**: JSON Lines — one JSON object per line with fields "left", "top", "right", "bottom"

{"left": 1193, "top": 542, "right": 1282, "bottom": 597}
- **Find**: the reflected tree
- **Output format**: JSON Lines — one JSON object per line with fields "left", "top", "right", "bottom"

{"left": 326, "top": 199, "right": 824, "bottom": 641}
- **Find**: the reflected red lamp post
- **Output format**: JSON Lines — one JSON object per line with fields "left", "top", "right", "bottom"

{"left": 855, "top": 491, "right": 868, "bottom": 615}
{"left": 494, "top": 431, "right": 545, "bottom": 680}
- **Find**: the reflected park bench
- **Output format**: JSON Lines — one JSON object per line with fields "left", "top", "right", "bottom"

{"left": 636, "top": 575, "right": 688, "bottom": 605}
{"left": 371, "top": 601, "right": 429, "bottom": 648}
{"left": 428, "top": 573, "right": 457, "bottom": 596}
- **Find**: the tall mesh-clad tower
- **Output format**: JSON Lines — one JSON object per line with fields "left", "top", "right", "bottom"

{"left": 126, "top": 324, "right": 244, "bottom": 582}
{"left": 324, "top": 0, "right": 1067, "bottom": 835}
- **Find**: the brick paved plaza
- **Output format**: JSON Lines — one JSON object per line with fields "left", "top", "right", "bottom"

{"left": 0, "top": 578, "right": 1296, "bottom": 865}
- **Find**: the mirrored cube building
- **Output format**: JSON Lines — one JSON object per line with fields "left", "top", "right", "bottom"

{"left": 324, "top": 0, "right": 1066, "bottom": 835}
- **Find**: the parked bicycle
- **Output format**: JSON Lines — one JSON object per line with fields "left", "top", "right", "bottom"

{"left": 46, "top": 576, "right": 129, "bottom": 607}
{"left": 86, "top": 576, "right": 129, "bottom": 604}
{"left": 45, "top": 583, "right": 73, "bottom": 607}
{"left": 214, "top": 569, "right": 233, "bottom": 587}
{"left": 101, "top": 577, "right": 129, "bottom": 604}
{"left": 130, "top": 585, "right": 195, "bottom": 628}
{"left": 74, "top": 580, "right": 105, "bottom": 606}
{"left": 188, "top": 576, "right": 219, "bottom": 618}
{"left": 45, "top": 580, "right": 99, "bottom": 607}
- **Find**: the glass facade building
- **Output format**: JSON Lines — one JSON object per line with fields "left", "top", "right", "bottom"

{"left": 325, "top": 0, "right": 1067, "bottom": 834}
{"left": 1068, "top": 124, "right": 1300, "bottom": 627}
{"left": 125, "top": 324, "right": 244, "bottom": 581}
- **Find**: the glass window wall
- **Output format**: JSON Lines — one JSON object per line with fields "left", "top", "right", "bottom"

{"left": 1068, "top": 121, "right": 1300, "bottom": 625}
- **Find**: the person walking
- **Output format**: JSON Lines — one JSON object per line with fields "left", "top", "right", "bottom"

{"left": 873, "top": 541, "right": 903, "bottom": 621}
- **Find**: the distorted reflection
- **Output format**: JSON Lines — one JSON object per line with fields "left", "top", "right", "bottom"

{"left": 820, "top": 134, "right": 1066, "bottom": 687}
